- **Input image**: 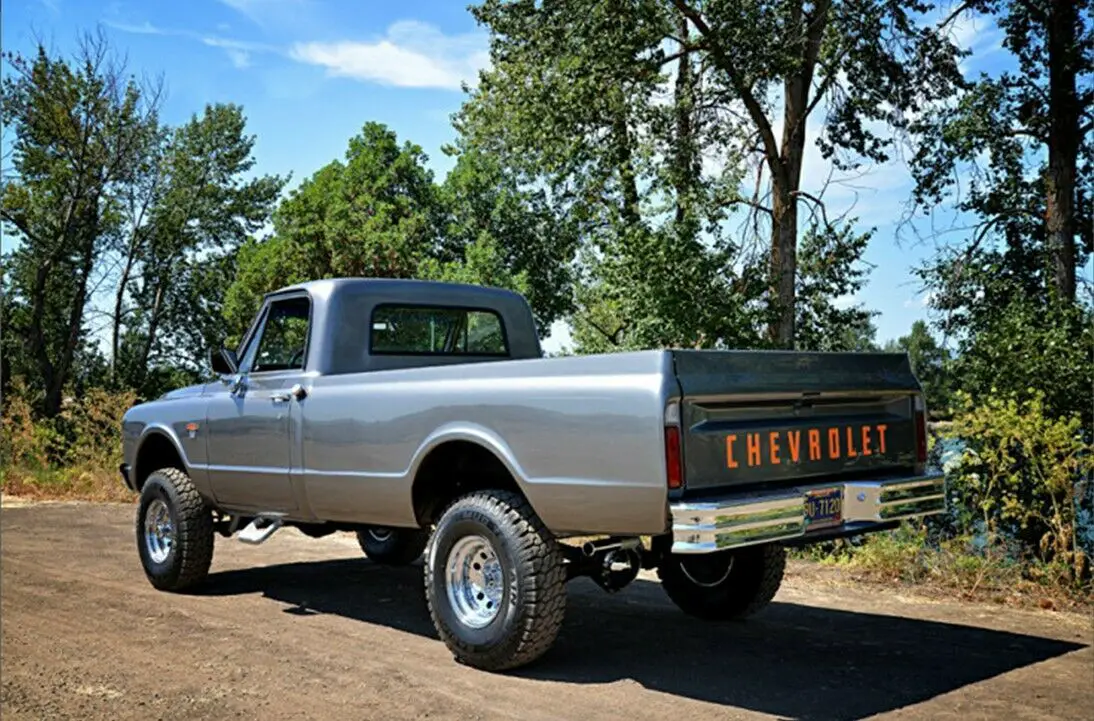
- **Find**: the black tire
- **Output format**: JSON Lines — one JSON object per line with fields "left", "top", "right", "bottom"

{"left": 355, "top": 526, "right": 429, "bottom": 565}
{"left": 424, "top": 490, "right": 566, "bottom": 671}
{"left": 657, "top": 543, "right": 786, "bottom": 620}
{"left": 135, "top": 467, "right": 214, "bottom": 592}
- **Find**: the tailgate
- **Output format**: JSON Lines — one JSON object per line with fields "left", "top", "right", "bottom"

{"left": 671, "top": 350, "right": 921, "bottom": 492}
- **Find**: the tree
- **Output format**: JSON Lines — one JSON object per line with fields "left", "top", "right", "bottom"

{"left": 795, "top": 221, "right": 877, "bottom": 352}
{"left": 432, "top": 145, "right": 581, "bottom": 334}
{"left": 118, "top": 103, "right": 285, "bottom": 393}
{"left": 906, "top": 1, "right": 1092, "bottom": 424}
{"left": 882, "top": 320, "right": 952, "bottom": 415}
{"left": 1, "top": 34, "right": 160, "bottom": 415}
{"left": 223, "top": 122, "right": 445, "bottom": 336}
{"left": 462, "top": 0, "right": 964, "bottom": 349}
{"left": 909, "top": 0, "right": 1092, "bottom": 306}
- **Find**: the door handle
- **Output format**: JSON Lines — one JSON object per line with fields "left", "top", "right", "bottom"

{"left": 270, "top": 384, "right": 307, "bottom": 403}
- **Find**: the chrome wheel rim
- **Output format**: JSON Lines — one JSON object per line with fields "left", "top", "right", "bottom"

{"left": 680, "top": 555, "right": 734, "bottom": 588}
{"left": 368, "top": 528, "right": 393, "bottom": 543}
{"left": 445, "top": 535, "right": 504, "bottom": 629}
{"left": 144, "top": 499, "right": 174, "bottom": 565}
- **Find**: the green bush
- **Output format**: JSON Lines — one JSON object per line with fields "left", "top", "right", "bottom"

{"left": 944, "top": 390, "right": 1091, "bottom": 582}
{"left": 1, "top": 378, "right": 136, "bottom": 501}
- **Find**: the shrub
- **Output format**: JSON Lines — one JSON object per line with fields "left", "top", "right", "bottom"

{"left": 943, "top": 391, "right": 1092, "bottom": 583}
{"left": 1, "top": 378, "right": 136, "bottom": 501}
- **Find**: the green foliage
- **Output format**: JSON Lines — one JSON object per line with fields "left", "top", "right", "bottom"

{"left": 223, "top": 121, "right": 442, "bottom": 336}
{"left": 119, "top": 103, "right": 286, "bottom": 397}
{"left": 1, "top": 376, "right": 136, "bottom": 502}
{"left": 1, "top": 34, "right": 161, "bottom": 415}
{"left": 908, "top": 0, "right": 1092, "bottom": 303}
{"left": 433, "top": 145, "right": 579, "bottom": 334}
{"left": 795, "top": 221, "right": 878, "bottom": 352}
{"left": 460, "top": 0, "right": 962, "bottom": 349}
{"left": 882, "top": 320, "right": 953, "bottom": 415}
{"left": 920, "top": 259, "right": 1094, "bottom": 425}
{"left": 945, "top": 391, "right": 1092, "bottom": 580}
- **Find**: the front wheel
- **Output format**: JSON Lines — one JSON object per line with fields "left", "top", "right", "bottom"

{"left": 424, "top": 490, "right": 567, "bottom": 671}
{"left": 657, "top": 543, "right": 786, "bottom": 620}
{"left": 135, "top": 468, "right": 215, "bottom": 592}
{"left": 355, "top": 526, "right": 429, "bottom": 565}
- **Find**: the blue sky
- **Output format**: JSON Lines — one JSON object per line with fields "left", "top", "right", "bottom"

{"left": 4, "top": 0, "right": 1016, "bottom": 352}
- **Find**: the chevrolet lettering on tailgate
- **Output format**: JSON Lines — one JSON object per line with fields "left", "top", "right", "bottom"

{"left": 726, "top": 423, "right": 889, "bottom": 468}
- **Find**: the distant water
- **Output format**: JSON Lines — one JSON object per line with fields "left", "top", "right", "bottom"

{"left": 932, "top": 432, "right": 1094, "bottom": 556}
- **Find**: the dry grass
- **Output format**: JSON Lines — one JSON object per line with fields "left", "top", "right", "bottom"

{"left": 1, "top": 466, "right": 136, "bottom": 504}
{"left": 793, "top": 528, "right": 1094, "bottom": 612}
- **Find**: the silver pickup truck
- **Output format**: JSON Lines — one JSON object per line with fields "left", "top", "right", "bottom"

{"left": 120, "top": 277, "right": 945, "bottom": 671}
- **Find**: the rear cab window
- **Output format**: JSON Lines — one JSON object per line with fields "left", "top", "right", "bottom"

{"left": 371, "top": 305, "right": 509, "bottom": 356}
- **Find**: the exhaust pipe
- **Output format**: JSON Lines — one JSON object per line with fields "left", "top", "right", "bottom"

{"left": 581, "top": 537, "right": 641, "bottom": 557}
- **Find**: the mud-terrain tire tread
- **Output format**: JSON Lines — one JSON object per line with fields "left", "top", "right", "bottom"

{"left": 136, "top": 467, "right": 214, "bottom": 592}
{"left": 658, "top": 543, "right": 786, "bottom": 620}
{"left": 355, "top": 527, "right": 429, "bottom": 565}
{"left": 424, "top": 489, "right": 566, "bottom": 671}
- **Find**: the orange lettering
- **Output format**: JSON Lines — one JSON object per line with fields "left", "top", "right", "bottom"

{"left": 861, "top": 426, "right": 872, "bottom": 456}
{"left": 769, "top": 431, "right": 781, "bottom": 465}
{"left": 746, "top": 433, "right": 762, "bottom": 467}
{"left": 846, "top": 427, "right": 858, "bottom": 457}
{"left": 787, "top": 430, "right": 801, "bottom": 463}
{"left": 726, "top": 435, "right": 739, "bottom": 469}
{"left": 876, "top": 424, "right": 888, "bottom": 454}
{"left": 828, "top": 428, "right": 840, "bottom": 459}
{"left": 808, "top": 429, "right": 821, "bottom": 460}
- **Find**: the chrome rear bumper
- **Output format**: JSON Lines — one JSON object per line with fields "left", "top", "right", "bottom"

{"left": 669, "top": 474, "right": 945, "bottom": 554}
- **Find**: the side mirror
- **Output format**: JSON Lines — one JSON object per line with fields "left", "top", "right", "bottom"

{"left": 210, "top": 346, "right": 239, "bottom": 375}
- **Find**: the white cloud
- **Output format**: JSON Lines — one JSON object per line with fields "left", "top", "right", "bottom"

{"left": 106, "top": 20, "right": 273, "bottom": 70}
{"left": 218, "top": 0, "right": 307, "bottom": 28}
{"left": 225, "top": 49, "right": 252, "bottom": 69}
{"left": 290, "top": 21, "right": 489, "bottom": 90}
{"left": 105, "top": 20, "right": 164, "bottom": 35}
{"left": 947, "top": 9, "right": 1005, "bottom": 71}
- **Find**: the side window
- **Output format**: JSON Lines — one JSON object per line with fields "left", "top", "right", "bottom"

{"left": 371, "top": 305, "right": 508, "bottom": 356}
{"left": 250, "top": 297, "right": 311, "bottom": 373}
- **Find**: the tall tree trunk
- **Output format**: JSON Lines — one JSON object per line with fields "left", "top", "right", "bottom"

{"left": 1045, "top": 0, "right": 1079, "bottom": 302}
{"left": 767, "top": 0, "right": 829, "bottom": 349}
{"left": 674, "top": 14, "right": 696, "bottom": 229}
{"left": 110, "top": 234, "right": 142, "bottom": 385}
{"left": 769, "top": 187, "right": 798, "bottom": 348}
{"left": 44, "top": 222, "right": 98, "bottom": 417}
{"left": 612, "top": 109, "right": 641, "bottom": 228}
{"left": 136, "top": 274, "right": 167, "bottom": 388}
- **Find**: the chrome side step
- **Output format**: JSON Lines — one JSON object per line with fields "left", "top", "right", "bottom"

{"left": 237, "top": 513, "right": 285, "bottom": 545}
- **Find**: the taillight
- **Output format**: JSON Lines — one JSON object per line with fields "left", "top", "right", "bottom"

{"left": 914, "top": 394, "right": 928, "bottom": 464}
{"left": 665, "top": 426, "right": 683, "bottom": 489}
{"left": 665, "top": 401, "right": 683, "bottom": 489}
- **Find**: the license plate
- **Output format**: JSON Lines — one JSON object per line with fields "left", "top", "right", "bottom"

{"left": 805, "top": 487, "right": 842, "bottom": 529}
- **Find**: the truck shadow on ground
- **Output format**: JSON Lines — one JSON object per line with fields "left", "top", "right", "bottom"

{"left": 199, "top": 559, "right": 1087, "bottom": 721}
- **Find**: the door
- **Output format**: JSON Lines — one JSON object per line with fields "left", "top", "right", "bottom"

{"left": 205, "top": 294, "right": 311, "bottom": 511}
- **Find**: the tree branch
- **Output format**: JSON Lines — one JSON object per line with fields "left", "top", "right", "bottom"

{"left": 0, "top": 209, "right": 39, "bottom": 246}
{"left": 793, "top": 189, "right": 831, "bottom": 229}
{"left": 586, "top": 317, "right": 627, "bottom": 346}
{"left": 671, "top": 0, "right": 786, "bottom": 188}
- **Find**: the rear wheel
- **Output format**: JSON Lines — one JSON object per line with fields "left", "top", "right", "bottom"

{"left": 657, "top": 543, "right": 786, "bottom": 620}
{"left": 355, "top": 526, "right": 429, "bottom": 565}
{"left": 424, "top": 490, "right": 567, "bottom": 671}
{"left": 135, "top": 468, "right": 214, "bottom": 592}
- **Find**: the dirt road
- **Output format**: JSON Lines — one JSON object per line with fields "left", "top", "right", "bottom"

{"left": 1, "top": 502, "right": 1090, "bottom": 721}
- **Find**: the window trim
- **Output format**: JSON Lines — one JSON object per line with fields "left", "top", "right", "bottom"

{"left": 368, "top": 303, "right": 511, "bottom": 358}
{"left": 244, "top": 292, "right": 314, "bottom": 376}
